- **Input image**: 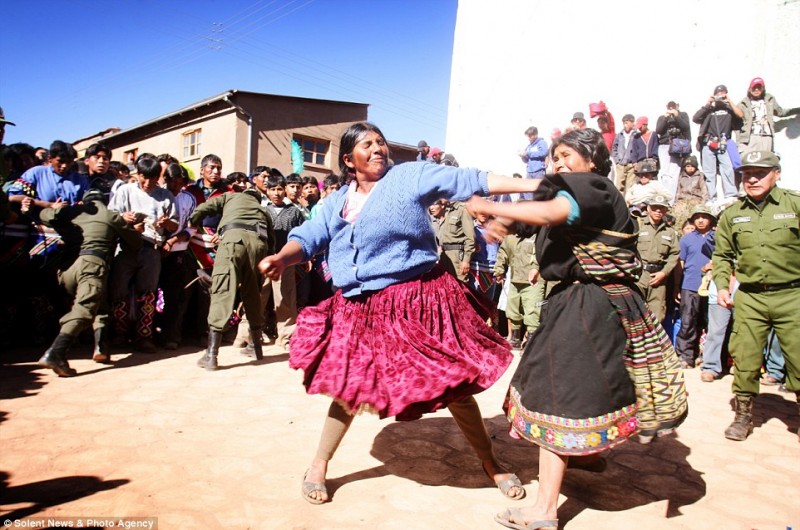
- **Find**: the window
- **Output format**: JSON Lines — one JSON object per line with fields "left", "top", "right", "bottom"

{"left": 182, "top": 129, "right": 202, "bottom": 160}
{"left": 294, "top": 135, "right": 329, "bottom": 167}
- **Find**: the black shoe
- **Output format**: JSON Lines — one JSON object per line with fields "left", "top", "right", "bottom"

{"left": 38, "top": 334, "right": 77, "bottom": 377}
{"left": 135, "top": 338, "right": 158, "bottom": 354}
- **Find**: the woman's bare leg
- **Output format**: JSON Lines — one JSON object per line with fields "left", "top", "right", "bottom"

{"left": 499, "top": 447, "right": 565, "bottom": 527}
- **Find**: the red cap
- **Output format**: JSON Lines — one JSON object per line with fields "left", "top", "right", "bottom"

{"left": 430, "top": 147, "right": 443, "bottom": 157}
{"left": 635, "top": 116, "right": 648, "bottom": 128}
{"left": 749, "top": 77, "right": 765, "bottom": 89}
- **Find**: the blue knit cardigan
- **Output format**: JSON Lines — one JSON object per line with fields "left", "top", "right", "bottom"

{"left": 288, "top": 161, "right": 490, "bottom": 297}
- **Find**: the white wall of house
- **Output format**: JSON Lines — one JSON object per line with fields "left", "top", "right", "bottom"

{"left": 446, "top": 0, "right": 800, "bottom": 191}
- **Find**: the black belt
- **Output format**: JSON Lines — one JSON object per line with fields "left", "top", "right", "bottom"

{"left": 442, "top": 243, "right": 465, "bottom": 251}
{"left": 219, "top": 222, "right": 256, "bottom": 236}
{"left": 739, "top": 280, "right": 800, "bottom": 293}
{"left": 219, "top": 222, "right": 271, "bottom": 243}
{"left": 79, "top": 249, "right": 108, "bottom": 261}
{"left": 642, "top": 262, "right": 664, "bottom": 273}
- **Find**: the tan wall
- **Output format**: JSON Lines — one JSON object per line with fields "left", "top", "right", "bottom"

{"left": 101, "top": 92, "right": 369, "bottom": 182}
{"left": 238, "top": 92, "right": 368, "bottom": 179}
{"left": 108, "top": 110, "right": 243, "bottom": 178}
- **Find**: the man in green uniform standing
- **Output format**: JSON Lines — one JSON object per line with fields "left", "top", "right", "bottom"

{"left": 37, "top": 189, "right": 142, "bottom": 377}
{"left": 189, "top": 187, "right": 274, "bottom": 371}
{"left": 636, "top": 195, "right": 680, "bottom": 322}
{"left": 712, "top": 150, "right": 800, "bottom": 441}
{"left": 430, "top": 199, "right": 477, "bottom": 283}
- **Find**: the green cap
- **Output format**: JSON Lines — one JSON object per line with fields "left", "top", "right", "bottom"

{"left": 689, "top": 204, "right": 716, "bottom": 221}
{"left": 739, "top": 150, "right": 780, "bottom": 170}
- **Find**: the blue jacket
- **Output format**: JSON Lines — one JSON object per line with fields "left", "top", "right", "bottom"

{"left": 611, "top": 131, "right": 647, "bottom": 165}
{"left": 288, "top": 161, "right": 490, "bottom": 297}
{"left": 521, "top": 137, "right": 548, "bottom": 174}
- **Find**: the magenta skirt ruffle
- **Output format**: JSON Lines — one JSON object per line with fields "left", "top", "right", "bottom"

{"left": 289, "top": 266, "right": 512, "bottom": 421}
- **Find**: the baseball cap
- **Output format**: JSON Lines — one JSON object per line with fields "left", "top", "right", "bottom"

{"left": 666, "top": 101, "right": 678, "bottom": 110}
{"left": 647, "top": 195, "right": 670, "bottom": 208}
{"left": 749, "top": 77, "right": 765, "bottom": 89}
{"left": 0, "top": 106, "right": 15, "bottom": 126}
{"left": 429, "top": 147, "right": 443, "bottom": 157}
{"left": 739, "top": 150, "right": 780, "bottom": 170}
{"left": 572, "top": 112, "right": 585, "bottom": 121}
{"left": 417, "top": 140, "right": 429, "bottom": 150}
{"left": 634, "top": 158, "right": 658, "bottom": 174}
{"left": 635, "top": 116, "right": 648, "bottom": 128}
{"left": 713, "top": 84, "right": 728, "bottom": 94}
{"left": 622, "top": 113, "right": 635, "bottom": 122}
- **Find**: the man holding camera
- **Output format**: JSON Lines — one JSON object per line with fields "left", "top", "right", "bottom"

{"left": 693, "top": 85, "right": 743, "bottom": 202}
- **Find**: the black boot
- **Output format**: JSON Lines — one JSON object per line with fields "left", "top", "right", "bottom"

{"left": 241, "top": 328, "right": 263, "bottom": 360}
{"left": 38, "top": 333, "right": 78, "bottom": 377}
{"left": 93, "top": 327, "right": 111, "bottom": 363}
{"left": 509, "top": 328, "right": 522, "bottom": 349}
{"left": 724, "top": 395, "right": 754, "bottom": 441}
{"left": 198, "top": 330, "right": 222, "bottom": 371}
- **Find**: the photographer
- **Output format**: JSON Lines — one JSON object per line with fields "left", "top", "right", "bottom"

{"left": 654, "top": 101, "right": 691, "bottom": 199}
{"left": 693, "top": 85, "right": 743, "bottom": 202}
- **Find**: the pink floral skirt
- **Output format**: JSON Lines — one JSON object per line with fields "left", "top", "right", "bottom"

{"left": 289, "top": 265, "right": 512, "bottom": 421}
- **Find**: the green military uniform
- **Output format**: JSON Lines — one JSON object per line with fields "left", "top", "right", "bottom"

{"left": 433, "top": 201, "right": 476, "bottom": 283}
{"left": 190, "top": 189, "right": 275, "bottom": 333}
{"left": 37, "top": 191, "right": 141, "bottom": 376}
{"left": 713, "top": 185, "right": 800, "bottom": 397}
{"left": 636, "top": 213, "right": 680, "bottom": 322}
{"left": 41, "top": 194, "right": 142, "bottom": 337}
{"left": 493, "top": 233, "right": 546, "bottom": 340}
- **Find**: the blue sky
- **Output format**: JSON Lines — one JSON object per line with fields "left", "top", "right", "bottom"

{"left": 1, "top": 0, "right": 457, "bottom": 152}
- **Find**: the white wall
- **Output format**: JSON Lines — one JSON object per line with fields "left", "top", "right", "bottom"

{"left": 446, "top": 0, "right": 800, "bottom": 190}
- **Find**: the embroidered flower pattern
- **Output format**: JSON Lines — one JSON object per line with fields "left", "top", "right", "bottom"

{"left": 545, "top": 429, "right": 555, "bottom": 444}
{"left": 607, "top": 425, "right": 619, "bottom": 440}
{"left": 586, "top": 432, "right": 601, "bottom": 447}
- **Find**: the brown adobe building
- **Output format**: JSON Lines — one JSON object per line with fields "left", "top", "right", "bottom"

{"left": 73, "top": 90, "right": 417, "bottom": 179}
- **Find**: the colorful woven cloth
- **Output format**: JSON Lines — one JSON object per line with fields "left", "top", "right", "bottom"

{"left": 570, "top": 226, "right": 688, "bottom": 439}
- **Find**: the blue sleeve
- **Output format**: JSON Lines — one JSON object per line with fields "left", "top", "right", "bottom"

{"left": 415, "top": 162, "right": 489, "bottom": 204}
{"left": 556, "top": 190, "right": 581, "bottom": 226}
{"left": 287, "top": 186, "right": 345, "bottom": 260}
{"left": 679, "top": 237, "right": 688, "bottom": 261}
{"left": 701, "top": 230, "right": 716, "bottom": 258}
{"left": 533, "top": 139, "right": 549, "bottom": 159}
{"left": 7, "top": 167, "right": 37, "bottom": 196}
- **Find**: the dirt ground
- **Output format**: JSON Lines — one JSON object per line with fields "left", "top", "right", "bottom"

{"left": 1, "top": 341, "right": 798, "bottom": 529}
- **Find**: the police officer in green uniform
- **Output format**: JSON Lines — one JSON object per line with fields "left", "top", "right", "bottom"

{"left": 636, "top": 195, "right": 680, "bottom": 322}
{"left": 190, "top": 188, "right": 274, "bottom": 371}
{"left": 493, "top": 231, "right": 545, "bottom": 349}
{"left": 431, "top": 199, "right": 476, "bottom": 283}
{"left": 712, "top": 150, "right": 800, "bottom": 441}
{"left": 37, "top": 189, "right": 142, "bottom": 377}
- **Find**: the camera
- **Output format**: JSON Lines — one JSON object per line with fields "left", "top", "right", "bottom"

{"left": 714, "top": 95, "right": 725, "bottom": 102}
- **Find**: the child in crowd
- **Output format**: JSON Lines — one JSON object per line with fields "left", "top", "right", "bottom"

{"left": 672, "top": 155, "right": 709, "bottom": 228}
{"left": 626, "top": 158, "right": 671, "bottom": 215}
{"left": 675, "top": 205, "right": 716, "bottom": 369}
{"left": 264, "top": 174, "right": 306, "bottom": 349}
{"left": 469, "top": 212, "right": 500, "bottom": 309}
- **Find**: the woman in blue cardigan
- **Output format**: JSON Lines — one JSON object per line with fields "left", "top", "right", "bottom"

{"left": 260, "top": 122, "right": 537, "bottom": 505}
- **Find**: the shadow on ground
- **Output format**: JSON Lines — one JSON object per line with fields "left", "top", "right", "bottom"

{"left": 0, "top": 470, "right": 129, "bottom": 520}
{"left": 348, "top": 414, "right": 708, "bottom": 525}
